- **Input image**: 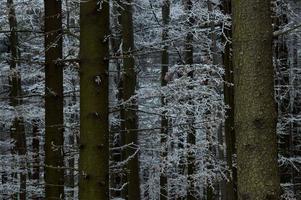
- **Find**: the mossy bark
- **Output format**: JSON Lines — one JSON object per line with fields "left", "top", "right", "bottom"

{"left": 79, "top": 0, "right": 110, "bottom": 199}
{"left": 44, "top": 0, "right": 64, "bottom": 198}
{"left": 160, "top": 0, "right": 170, "bottom": 199}
{"left": 120, "top": 0, "right": 141, "bottom": 199}
{"left": 232, "top": 0, "right": 280, "bottom": 199}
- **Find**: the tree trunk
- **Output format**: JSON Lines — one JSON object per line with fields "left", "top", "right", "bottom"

{"left": 120, "top": 0, "right": 141, "bottom": 199}
{"left": 32, "top": 119, "right": 40, "bottom": 200}
{"left": 273, "top": 5, "right": 292, "bottom": 196}
{"left": 110, "top": 2, "right": 125, "bottom": 198}
{"left": 44, "top": 0, "right": 64, "bottom": 198}
{"left": 160, "top": 0, "right": 170, "bottom": 199}
{"left": 232, "top": 0, "right": 280, "bottom": 199}
{"left": 222, "top": 0, "right": 237, "bottom": 199}
{"left": 7, "top": 0, "right": 27, "bottom": 199}
{"left": 184, "top": 1, "right": 196, "bottom": 199}
{"left": 79, "top": 0, "right": 110, "bottom": 199}
{"left": 206, "top": 1, "right": 221, "bottom": 199}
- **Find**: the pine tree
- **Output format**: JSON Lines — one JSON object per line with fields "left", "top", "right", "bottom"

{"left": 120, "top": 0, "right": 141, "bottom": 199}
{"left": 7, "top": 0, "right": 27, "bottom": 199}
{"left": 31, "top": 119, "right": 40, "bottom": 200}
{"left": 184, "top": 0, "right": 196, "bottom": 199}
{"left": 232, "top": 0, "right": 280, "bottom": 199}
{"left": 222, "top": 0, "right": 237, "bottom": 199}
{"left": 44, "top": 0, "right": 64, "bottom": 198}
{"left": 79, "top": 0, "right": 110, "bottom": 199}
{"left": 160, "top": 0, "right": 170, "bottom": 199}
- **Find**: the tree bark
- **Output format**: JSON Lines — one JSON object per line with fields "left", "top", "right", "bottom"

{"left": 79, "top": 0, "right": 110, "bottom": 199}
{"left": 222, "top": 0, "right": 237, "bottom": 199}
{"left": 7, "top": 0, "right": 27, "bottom": 199}
{"left": 120, "top": 0, "right": 141, "bottom": 199}
{"left": 44, "top": 0, "right": 64, "bottom": 198}
{"left": 160, "top": 0, "right": 170, "bottom": 199}
{"left": 32, "top": 119, "right": 40, "bottom": 200}
{"left": 232, "top": 0, "right": 280, "bottom": 199}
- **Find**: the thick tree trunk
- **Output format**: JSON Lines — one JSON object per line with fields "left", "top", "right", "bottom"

{"left": 44, "top": 0, "right": 64, "bottom": 198}
{"left": 120, "top": 1, "right": 141, "bottom": 199}
{"left": 222, "top": 0, "right": 237, "bottom": 199}
{"left": 79, "top": 0, "right": 110, "bottom": 199}
{"left": 160, "top": 0, "right": 170, "bottom": 199}
{"left": 232, "top": 0, "right": 280, "bottom": 199}
{"left": 7, "top": 0, "right": 27, "bottom": 199}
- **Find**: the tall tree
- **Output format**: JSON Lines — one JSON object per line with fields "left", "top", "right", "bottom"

{"left": 184, "top": 0, "right": 196, "bottom": 199}
{"left": 7, "top": 0, "right": 27, "bottom": 199}
{"left": 110, "top": 2, "right": 124, "bottom": 198}
{"left": 232, "top": 0, "right": 280, "bottom": 199}
{"left": 206, "top": 1, "right": 220, "bottom": 199}
{"left": 222, "top": 0, "right": 237, "bottom": 199}
{"left": 32, "top": 119, "right": 40, "bottom": 200}
{"left": 44, "top": 0, "right": 64, "bottom": 198}
{"left": 120, "top": 0, "right": 141, "bottom": 199}
{"left": 79, "top": 0, "right": 110, "bottom": 199}
{"left": 160, "top": 0, "right": 170, "bottom": 199}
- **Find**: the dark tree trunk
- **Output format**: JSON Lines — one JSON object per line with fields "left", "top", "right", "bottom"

{"left": 32, "top": 119, "right": 40, "bottom": 200}
{"left": 79, "top": 0, "right": 110, "bottom": 199}
{"left": 222, "top": 0, "right": 237, "bottom": 199}
{"left": 44, "top": 0, "right": 64, "bottom": 198}
{"left": 160, "top": 0, "right": 170, "bottom": 199}
{"left": 120, "top": 0, "right": 141, "bottom": 199}
{"left": 7, "top": 0, "right": 27, "bottom": 199}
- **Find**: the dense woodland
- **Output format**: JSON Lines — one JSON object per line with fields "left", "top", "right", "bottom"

{"left": 0, "top": 0, "right": 300, "bottom": 199}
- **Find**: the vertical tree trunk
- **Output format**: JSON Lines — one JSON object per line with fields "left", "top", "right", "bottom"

{"left": 7, "top": 0, "right": 27, "bottom": 199}
{"left": 184, "top": 1, "right": 195, "bottom": 199}
{"left": 206, "top": 1, "right": 220, "bottom": 199}
{"left": 32, "top": 119, "right": 40, "bottom": 200}
{"left": 110, "top": 2, "right": 125, "bottom": 198}
{"left": 160, "top": 0, "right": 170, "bottom": 199}
{"left": 222, "top": 0, "right": 237, "bottom": 199}
{"left": 79, "top": 0, "right": 110, "bottom": 199}
{"left": 273, "top": 5, "right": 291, "bottom": 196}
{"left": 120, "top": 0, "right": 141, "bottom": 199}
{"left": 44, "top": 0, "right": 64, "bottom": 198}
{"left": 232, "top": 0, "right": 280, "bottom": 199}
